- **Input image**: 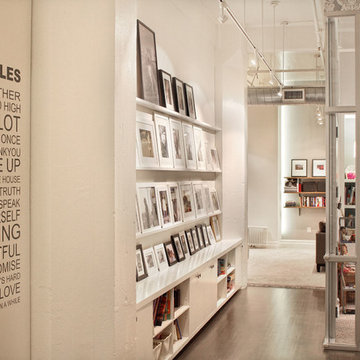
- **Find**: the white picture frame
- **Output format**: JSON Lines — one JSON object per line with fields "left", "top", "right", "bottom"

{"left": 170, "top": 119, "right": 186, "bottom": 169}
{"left": 209, "top": 184, "right": 221, "bottom": 214}
{"left": 179, "top": 182, "right": 196, "bottom": 221}
{"left": 210, "top": 215, "right": 221, "bottom": 242}
{"left": 193, "top": 126, "right": 206, "bottom": 170}
{"left": 179, "top": 230, "right": 190, "bottom": 259}
{"left": 168, "top": 183, "right": 183, "bottom": 224}
{"left": 135, "top": 195, "right": 141, "bottom": 236}
{"left": 203, "top": 183, "right": 213, "bottom": 215}
{"left": 210, "top": 148, "right": 221, "bottom": 171}
{"left": 206, "top": 225, "right": 216, "bottom": 245}
{"left": 136, "top": 111, "right": 159, "bottom": 168}
{"left": 192, "top": 182, "right": 207, "bottom": 218}
{"left": 182, "top": 123, "right": 197, "bottom": 169}
{"left": 143, "top": 247, "right": 159, "bottom": 276}
{"left": 154, "top": 243, "right": 169, "bottom": 272}
{"left": 154, "top": 113, "right": 174, "bottom": 168}
{"left": 137, "top": 183, "right": 161, "bottom": 233}
{"left": 156, "top": 184, "right": 173, "bottom": 228}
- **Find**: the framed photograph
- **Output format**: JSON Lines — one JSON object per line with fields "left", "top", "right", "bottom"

{"left": 136, "top": 111, "right": 159, "bottom": 168}
{"left": 159, "top": 70, "right": 175, "bottom": 111}
{"left": 191, "top": 228, "right": 200, "bottom": 251}
{"left": 193, "top": 126, "right": 206, "bottom": 170}
{"left": 172, "top": 77, "right": 186, "bottom": 115}
{"left": 164, "top": 241, "right": 178, "bottom": 266}
{"left": 210, "top": 216, "right": 221, "bottom": 242}
{"left": 135, "top": 196, "right": 141, "bottom": 236}
{"left": 143, "top": 247, "right": 159, "bottom": 277}
{"left": 136, "top": 20, "right": 160, "bottom": 105}
{"left": 196, "top": 225, "right": 205, "bottom": 249}
{"left": 312, "top": 159, "right": 326, "bottom": 177}
{"left": 171, "top": 234, "right": 186, "bottom": 262}
{"left": 210, "top": 186, "right": 221, "bottom": 214}
{"left": 193, "top": 183, "right": 207, "bottom": 218}
{"left": 210, "top": 148, "right": 221, "bottom": 171}
{"left": 179, "top": 230, "right": 190, "bottom": 259}
{"left": 203, "top": 184, "right": 213, "bottom": 215}
{"left": 184, "top": 83, "right": 196, "bottom": 119}
{"left": 182, "top": 123, "right": 197, "bottom": 169}
{"left": 202, "top": 224, "right": 210, "bottom": 246}
{"left": 154, "top": 114, "right": 174, "bottom": 168}
{"left": 179, "top": 182, "right": 196, "bottom": 221}
{"left": 170, "top": 119, "right": 186, "bottom": 169}
{"left": 156, "top": 184, "right": 173, "bottom": 228}
{"left": 291, "top": 159, "right": 307, "bottom": 177}
{"left": 185, "top": 229, "right": 196, "bottom": 255}
{"left": 168, "top": 183, "right": 182, "bottom": 224}
{"left": 154, "top": 243, "right": 169, "bottom": 272}
{"left": 206, "top": 225, "right": 216, "bottom": 245}
{"left": 137, "top": 183, "right": 161, "bottom": 233}
{"left": 136, "top": 244, "right": 148, "bottom": 282}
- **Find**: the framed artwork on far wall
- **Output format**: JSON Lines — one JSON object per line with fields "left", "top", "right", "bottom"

{"left": 136, "top": 20, "right": 160, "bottom": 105}
{"left": 184, "top": 83, "right": 196, "bottom": 119}
{"left": 136, "top": 244, "right": 148, "bottom": 282}
{"left": 159, "top": 69, "right": 175, "bottom": 111}
{"left": 291, "top": 159, "right": 307, "bottom": 177}
{"left": 172, "top": 77, "right": 186, "bottom": 115}
{"left": 312, "top": 159, "right": 326, "bottom": 177}
{"left": 154, "top": 114, "right": 174, "bottom": 168}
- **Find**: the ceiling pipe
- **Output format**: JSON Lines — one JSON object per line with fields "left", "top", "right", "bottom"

{"left": 311, "top": 0, "right": 325, "bottom": 68}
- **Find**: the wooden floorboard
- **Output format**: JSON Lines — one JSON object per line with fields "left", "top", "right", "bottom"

{"left": 175, "top": 287, "right": 360, "bottom": 360}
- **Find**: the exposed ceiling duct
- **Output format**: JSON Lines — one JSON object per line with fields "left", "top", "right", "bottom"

{"left": 248, "top": 86, "right": 325, "bottom": 105}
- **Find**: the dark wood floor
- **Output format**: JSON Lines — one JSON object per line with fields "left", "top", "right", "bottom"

{"left": 175, "top": 287, "right": 360, "bottom": 360}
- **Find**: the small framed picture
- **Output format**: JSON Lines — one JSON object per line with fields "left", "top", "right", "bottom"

{"left": 210, "top": 186, "right": 221, "bottom": 214}
{"left": 210, "top": 216, "right": 221, "bottom": 242}
{"left": 159, "top": 70, "right": 174, "bottom": 111}
{"left": 164, "top": 241, "right": 178, "bottom": 266}
{"left": 185, "top": 229, "right": 196, "bottom": 255}
{"left": 136, "top": 111, "right": 159, "bottom": 168}
{"left": 184, "top": 83, "right": 196, "bottom": 119}
{"left": 172, "top": 77, "right": 186, "bottom": 115}
{"left": 179, "top": 230, "right": 190, "bottom": 259}
{"left": 137, "top": 183, "right": 161, "bottom": 233}
{"left": 203, "top": 183, "right": 213, "bottom": 215}
{"left": 210, "top": 148, "right": 221, "bottom": 171}
{"left": 180, "top": 182, "right": 196, "bottom": 221}
{"left": 171, "top": 234, "right": 186, "bottom": 262}
{"left": 196, "top": 225, "right": 205, "bottom": 249}
{"left": 170, "top": 119, "right": 186, "bottom": 169}
{"left": 206, "top": 225, "right": 216, "bottom": 245}
{"left": 135, "top": 196, "right": 141, "bottom": 236}
{"left": 137, "top": 20, "right": 160, "bottom": 105}
{"left": 312, "top": 159, "right": 326, "bottom": 177}
{"left": 143, "top": 247, "right": 159, "bottom": 277}
{"left": 154, "top": 114, "right": 174, "bottom": 168}
{"left": 202, "top": 224, "right": 210, "bottom": 246}
{"left": 291, "top": 159, "right": 307, "bottom": 177}
{"left": 156, "top": 184, "right": 173, "bottom": 228}
{"left": 168, "top": 183, "right": 183, "bottom": 224}
{"left": 136, "top": 244, "right": 148, "bottom": 282}
{"left": 154, "top": 243, "right": 169, "bottom": 272}
{"left": 191, "top": 228, "right": 200, "bottom": 251}
{"left": 182, "top": 124, "right": 197, "bottom": 169}
{"left": 193, "top": 127, "right": 206, "bottom": 170}
{"left": 193, "top": 183, "right": 207, "bottom": 218}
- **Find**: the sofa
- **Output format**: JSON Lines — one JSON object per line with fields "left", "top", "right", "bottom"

{"left": 316, "top": 221, "right": 326, "bottom": 272}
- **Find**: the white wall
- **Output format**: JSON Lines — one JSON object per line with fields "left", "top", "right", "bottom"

{"left": 248, "top": 106, "right": 279, "bottom": 243}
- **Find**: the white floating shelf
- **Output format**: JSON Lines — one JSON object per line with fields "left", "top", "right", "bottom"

{"left": 227, "top": 288, "right": 236, "bottom": 298}
{"left": 174, "top": 305, "right": 190, "bottom": 320}
{"left": 173, "top": 337, "right": 190, "bottom": 355}
{"left": 136, "top": 167, "right": 221, "bottom": 174}
{"left": 217, "top": 274, "right": 226, "bottom": 284}
{"left": 226, "top": 266, "right": 236, "bottom": 275}
{"left": 344, "top": 205, "right": 356, "bottom": 209}
{"left": 136, "top": 97, "right": 221, "bottom": 132}
{"left": 153, "top": 319, "right": 173, "bottom": 338}
{"left": 216, "top": 298, "right": 226, "bottom": 308}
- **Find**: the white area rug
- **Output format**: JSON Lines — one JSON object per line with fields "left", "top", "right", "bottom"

{"left": 248, "top": 241, "right": 325, "bottom": 289}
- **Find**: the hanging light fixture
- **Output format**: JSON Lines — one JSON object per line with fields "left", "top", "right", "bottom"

{"left": 316, "top": 105, "right": 324, "bottom": 125}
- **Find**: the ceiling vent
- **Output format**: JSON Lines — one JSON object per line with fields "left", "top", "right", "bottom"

{"left": 283, "top": 89, "right": 305, "bottom": 103}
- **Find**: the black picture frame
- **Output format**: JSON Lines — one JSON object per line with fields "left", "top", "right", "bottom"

{"left": 291, "top": 159, "right": 307, "bottom": 177}
{"left": 185, "top": 229, "right": 196, "bottom": 255}
{"left": 171, "top": 234, "right": 186, "bottom": 262}
{"left": 196, "top": 225, "right": 205, "bottom": 248}
{"left": 136, "top": 244, "right": 148, "bottom": 282}
{"left": 184, "top": 83, "right": 196, "bottom": 119}
{"left": 312, "top": 159, "right": 326, "bottom": 177}
{"left": 164, "top": 240, "right": 178, "bottom": 266}
{"left": 172, "top": 77, "right": 186, "bottom": 116}
{"left": 159, "top": 69, "right": 175, "bottom": 111}
{"left": 137, "top": 20, "right": 160, "bottom": 105}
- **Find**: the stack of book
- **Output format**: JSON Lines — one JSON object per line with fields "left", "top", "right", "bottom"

{"left": 301, "top": 196, "right": 326, "bottom": 208}
{"left": 153, "top": 291, "right": 172, "bottom": 327}
{"left": 217, "top": 258, "right": 225, "bottom": 276}
{"left": 174, "top": 319, "right": 182, "bottom": 341}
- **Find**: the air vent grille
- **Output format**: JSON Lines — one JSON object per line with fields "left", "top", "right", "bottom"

{"left": 283, "top": 89, "right": 305, "bottom": 102}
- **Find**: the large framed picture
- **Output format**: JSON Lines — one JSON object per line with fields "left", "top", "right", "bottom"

{"left": 182, "top": 123, "right": 197, "bottom": 169}
{"left": 136, "top": 111, "right": 159, "bottom": 168}
{"left": 179, "top": 182, "right": 196, "bottom": 221}
{"left": 185, "top": 229, "right": 196, "bottom": 255}
{"left": 154, "top": 243, "right": 169, "bottom": 272}
{"left": 184, "top": 83, "right": 196, "bottom": 119}
{"left": 154, "top": 114, "right": 174, "bottom": 168}
{"left": 159, "top": 70, "right": 175, "bottom": 111}
{"left": 312, "top": 159, "right": 326, "bottom": 177}
{"left": 136, "top": 244, "right": 148, "bottom": 282}
{"left": 168, "top": 183, "right": 182, "bottom": 224}
{"left": 171, "top": 234, "right": 186, "bottom": 262}
{"left": 179, "top": 230, "right": 190, "bottom": 259}
{"left": 156, "top": 184, "right": 173, "bottom": 228}
{"left": 170, "top": 119, "right": 186, "bottom": 169}
{"left": 193, "top": 182, "right": 207, "bottom": 218}
{"left": 172, "top": 77, "right": 186, "bottom": 115}
{"left": 137, "top": 183, "right": 161, "bottom": 233}
{"left": 136, "top": 20, "right": 160, "bottom": 105}
{"left": 193, "top": 126, "right": 206, "bottom": 170}
{"left": 143, "top": 247, "right": 159, "bottom": 277}
{"left": 164, "top": 241, "right": 178, "bottom": 266}
{"left": 291, "top": 159, "right": 307, "bottom": 177}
